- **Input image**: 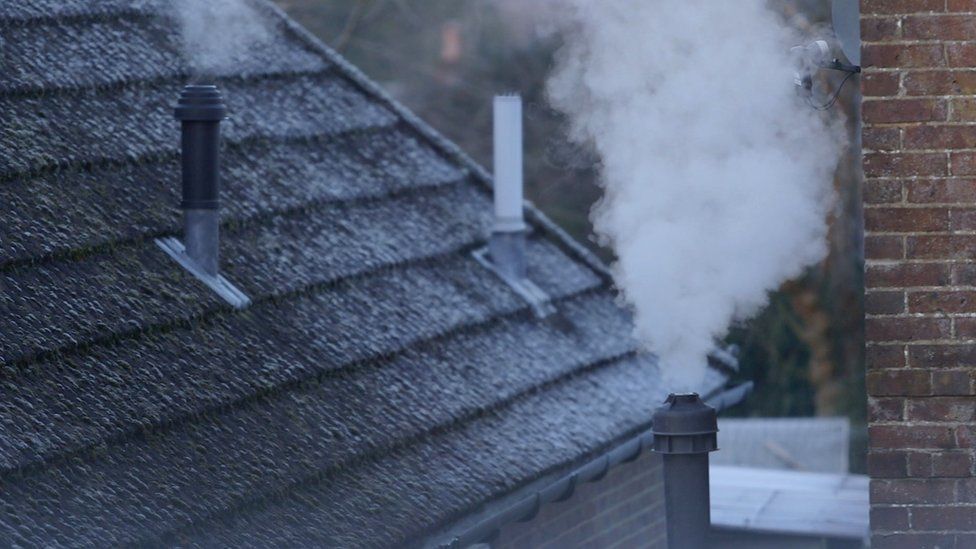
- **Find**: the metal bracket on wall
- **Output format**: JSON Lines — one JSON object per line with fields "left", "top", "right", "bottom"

{"left": 472, "top": 247, "right": 555, "bottom": 319}
{"left": 156, "top": 237, "right": 251, "bottom": 309}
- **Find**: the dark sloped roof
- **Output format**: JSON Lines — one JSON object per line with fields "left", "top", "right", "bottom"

{"left": 0, "top": 2, "right": 728, "bottom": 547}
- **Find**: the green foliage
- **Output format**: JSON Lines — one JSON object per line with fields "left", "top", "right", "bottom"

{"left": 726, "top": 291, "right": 818, "bottom": 418}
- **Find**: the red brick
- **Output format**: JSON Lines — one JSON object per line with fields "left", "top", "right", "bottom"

{"left": 951, "top": 264, "right": 976, "bottom": 285}
{"left": 867, "top": 317, "right": 951, "bottom": 342}
{"left": 866, "top": 179, "right": 904, "bottom": 203}
{"left": 870, "top": 451, "right": 910, "bottom": 477}
{"left": 852, "top": 61, "right": 974, "bottom": 500}
{"left": 863, "top": 72, "right": 903, "bottom": 97}
{"left": 908, "top": 179, "right": 976, "bottom": 203}
{"left": 949, "top": 0, "right": 976, "bottom": 12}
{"left": 908, "top": 397, "right": 976, "bottom": 421}
{"left": 865, "top": 153, "right": 948, "bottom": 178}
{"left": 948, "top": 42, "right": 976, "bottom": 67}
{"left": 868, "top": 369, "right": 933, "bottom": 396}
{"left": 912, "top": 506, "right": 976, "bottom": 530}
{"left": 871, "top": 478, "right": 958, "bottom": 504}
{"left": 909, "top": 345, "right": 976, "bottom": 368}
{"left": 862, "top": 17, "right": 902, "bottom": 42}
{"left": 904, "top": 70, "right": 976, "bottom": 95}
{"left": 871, "top": 425, "right": 955, "bottom": 449}
{"left": 904, "top": 15, "right": 976, "bottom": 40}
{"left": 865, "top": 127, "right": 902, "bottom": 152}
{"left": 951, "top": 151, "right": 976, "bottom": 175}
{"left": 933, "top": 451, "right": 975, "bottom": 477}
{"left": 863, "top": 0, "right": 945, "bottom": 15}
{"left": 495, "top": 452, "right": 665, "bottom": 549}
{"left": 905, "top": 125, "right": 976, "bottom": 150}
{"left": 873, "top": 533, "right": 976, "bottom": 549}
{"left": 956, "top": 475, "right": 976, "bottom": 502}
{"left": 863, "top": 44, "right": 945, "bottom": 69}
{"left": 863, "top": 98, "right": 948, "bottom": 123}
{"left": 868, "top": 345, "right": 907, "bottom": 370}
{"left": 866, "top": 235, "right": 905, "bottom": 260}
{"left": 951, "top": 98, "right": 976, "bottom": 120}
{"left": 956, "top": 425, "right": 976, "bottom": 448}
{"left": 955, "top": 318, "right": 976, "bottom": 338}
{"left": 867, "top": 291, "right": 906, "bottom": 315}
{"left": 950, "top": 208, "right": 976, "bottom": 229}
{"left": 867, "top": 264, "right": 949, "bottom": 288}
{"left": 870, "top": 397, "right": 907, "bottom": 421}
{"left": 908, "top": 451, "right": 934, "bottom": 477}
{"left": 907, "top": 235, "right": 976, "bottom": 259}
{"left": 866, "top": 207, "right": 949, "bottom": 232}
{"left": 909, "top": 290, "right": 976, "bottom": 313}
{"left": 871, "top": 506, "right": 910, "bottom": 531}
{"left": 931, "top": 369, "right": 974, "bottom": 396}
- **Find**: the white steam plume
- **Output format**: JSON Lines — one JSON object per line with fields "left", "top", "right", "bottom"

{"left": 173, "top": 0, "right": 272, "bottom": 76}
{"left": 547, "top": 1, "right": 845, "bottom": 390}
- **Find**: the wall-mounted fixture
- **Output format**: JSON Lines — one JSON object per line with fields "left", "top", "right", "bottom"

{"left": 156, "top": 85, "right": 250, "bottom": 309}
{"left": 473, "top": 94, "right": 554, "bottom": 318}
{"left": 792, "top": 0, "right": 861, "bottom": 112}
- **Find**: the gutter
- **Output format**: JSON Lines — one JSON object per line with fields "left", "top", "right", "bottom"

{"left": 430, "top": 381, "right": 755, "bottom": 548}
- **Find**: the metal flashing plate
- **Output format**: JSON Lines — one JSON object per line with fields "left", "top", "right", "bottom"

{"left": 156, "top": 237, "right": 252, "bottom": 309}
{"left": 472, "top": 247, "right": 555, "bottom": 319}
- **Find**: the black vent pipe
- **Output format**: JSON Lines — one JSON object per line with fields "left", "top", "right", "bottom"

{"left": 175, "top": 85, "right": 227, "bottom": 277}
{"left": 652, "top": 393, "right": 718, "bottom": 549}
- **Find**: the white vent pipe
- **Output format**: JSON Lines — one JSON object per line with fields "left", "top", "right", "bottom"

{"left": 490, "top": 94, "right": 527, "bottom": 280}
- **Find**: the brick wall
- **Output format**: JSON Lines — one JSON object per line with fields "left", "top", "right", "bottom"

{"left": 862, "top": 1, "right": 976, "bottom": 547}
{"left": 493, "top": 451, "right": 665, "bottom": 549}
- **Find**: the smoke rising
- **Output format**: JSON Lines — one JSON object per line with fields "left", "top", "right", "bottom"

{"left": 547, "top": 0, "right": 845, "bottom": 390}
{"left": 173, "top": 0, "right": 272, "bottom": 76}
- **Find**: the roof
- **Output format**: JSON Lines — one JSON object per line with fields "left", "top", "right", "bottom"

{"left": 711, "top": 417, "right": 851, "bottom": 473}
{"left": 429, "top": 385, "right": 750, "bottom": 547}
{"left": 0, "top": 1, "right": 729, "bottom": 546}
{"left": 710, "top": 465, "right": 870, "bottom": 541}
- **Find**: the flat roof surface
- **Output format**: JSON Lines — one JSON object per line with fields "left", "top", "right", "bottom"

{"left": 711, "top": 465, "right": 869, "bottom": 541}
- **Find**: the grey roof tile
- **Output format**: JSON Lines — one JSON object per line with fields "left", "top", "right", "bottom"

{"left": 0, "top": 71, "right": 394, "bottom": 180}
{"left": 170, "top": 351, "right": 727, "bottom": 548}
{"left": 0, "top": 0, "right": 153, "bottom": 23}
{"left": 0, "top": 13, "right": 327, "bottom": 95}
{"left": 0, "top": 128, "right": 463, "bottom": 267}
{"left": 0, "top": 232, "right": 602, "bottom": 471}
{"left": 0, "top": 1, "right": 729, "bottom": 546}
{"left": 0, "top": 291, "right": 645, "bottom": 547}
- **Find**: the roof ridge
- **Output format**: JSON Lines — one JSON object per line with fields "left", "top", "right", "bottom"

{"left": 141, "top": 346, "right": 642, "bottom": 546}
{"left": 254, "top": 0, "right": 617, "bottom": 285}
{"left": 0, "top": 285, "right": 609, "bottom": 484}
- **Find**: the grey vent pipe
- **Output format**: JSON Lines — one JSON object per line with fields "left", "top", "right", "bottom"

{"left": 652, "top": 393, "right": 718, "bottom": 549}
{"left": 175, "top": 85, "right": 227, "bottom": 277}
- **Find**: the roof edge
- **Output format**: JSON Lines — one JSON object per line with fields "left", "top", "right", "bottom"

{"left": 253, "top": 0, "right": 616, "bottom": 286}
{"left": 424, "top": 381, "right": 754, "bottom": 549}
